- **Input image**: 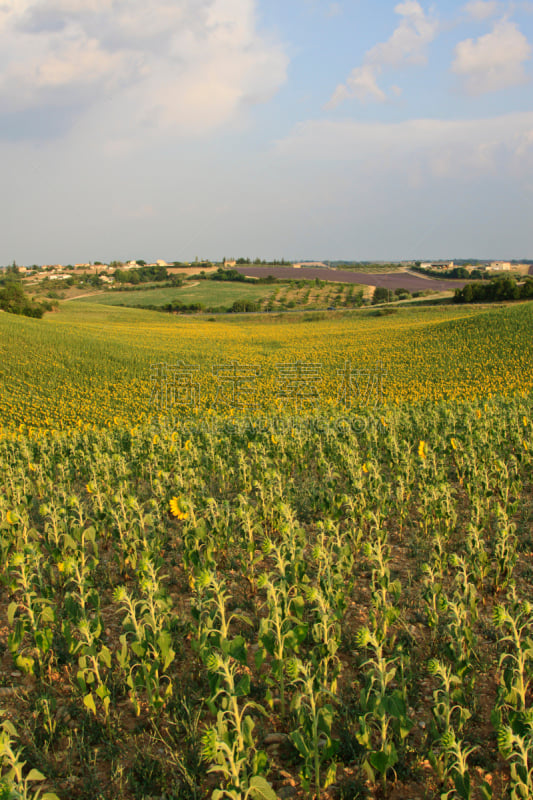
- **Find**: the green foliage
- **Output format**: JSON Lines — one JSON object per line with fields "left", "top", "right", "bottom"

{"left": 0, "top": 282, "right": 46, "bottom": 318}
{"left": 113, "top": 265, "right": 168, "bottom": 284}
{"left": 0, "top": 387, "right": 532, "bottom": 798}
{"left": 497, "top": 711, "right": 533, "bottom": 800}
{"left": 454, "top": 277, "right": 533, "bottom": 304}
{"left": 372, "top": 287, "right": 391, "bottom": 305}
{"left": 288, "top": 659, "right": 339, "bottom": 798}
{"left": 0, "top": 718, "right": 59, "bottom": 800}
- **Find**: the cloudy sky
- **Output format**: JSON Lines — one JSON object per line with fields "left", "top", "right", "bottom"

{"left": 1, "top": 0, "right": 532, "bottom": 264}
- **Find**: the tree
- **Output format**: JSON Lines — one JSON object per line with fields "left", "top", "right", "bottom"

{"left": 372, "top": 287, "right": 390, "bottom": 305}
{"left": 521, "top": 278, "right": 533, "bottom": 299}
{"left": 394, "top": 287, "right": 410, "bottom": 298}
{"left": 462, "top": 284, "right": 473, "bottom": 302}
{"left": 0, "top": 281, "right": 46, "bottom": 317}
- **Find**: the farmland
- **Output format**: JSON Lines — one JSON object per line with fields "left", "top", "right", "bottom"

{"left": 0, "top": 300, "right": 533, "bottom": 800}
{"left": 82, "top": 282, "right": 277, "bottom": 310}
{"left": 78, "top": 280, "right": 370, "bottom": 314}
{"left": 233, "top": 267, "right": 471, "bottom": 293}
{"left": 1, "top": 302, "right": 533, "bottom": 430}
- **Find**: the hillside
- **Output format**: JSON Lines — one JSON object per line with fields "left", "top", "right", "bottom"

{"left": 1, "top": 302, "right": 532, "bottom": 430}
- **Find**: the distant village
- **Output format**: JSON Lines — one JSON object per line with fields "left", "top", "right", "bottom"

{"left": 3, "top": 258, "right": 531, "bottom": 285}
{"left": 6, "top": 259, "right": 187, "bottom": 285}
{"left": 419, "top": 260, "right": 523, "bottom": 273}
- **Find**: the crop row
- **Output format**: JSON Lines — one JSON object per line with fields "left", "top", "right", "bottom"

{"left": 0, "top": 396, "right": 532, "bottom": 798}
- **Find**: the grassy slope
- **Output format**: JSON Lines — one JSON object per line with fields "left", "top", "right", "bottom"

{"left": 80, "top": 282, "right": 276, "bottom": 308}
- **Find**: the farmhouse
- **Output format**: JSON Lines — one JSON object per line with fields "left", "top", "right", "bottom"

{"left": 485, "top": 261, "right": 512, "bottom": 272}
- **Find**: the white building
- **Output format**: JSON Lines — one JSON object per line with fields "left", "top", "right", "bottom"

{"left": 486, "top": 261, "right": 511, "bottom": 272}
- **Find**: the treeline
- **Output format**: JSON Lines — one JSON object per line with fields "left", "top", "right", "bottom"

{"left": 454, "top": 277, "right": 533, "bottom": 303}
{"left": 147, "top": 299, "right": 261, "bottom": 314}
{"left": 209, "top": 268, "right": 253, "bottom": 283}
{"left": 113, "top": 265, "right": 169, "bottom": 284}
{"left": 228, "top": 300, "right": 260, "bottom": 312}
{"left": 199, "top": 268, "right": 278, "bottom": 284}
{"left": 0, "top": 281, "right": 51, "bottom": 318}
{"left": 133, "top": 296, "right": 257, "bottom": 313}
{"left": 228, "top": 258, "right": 289, "bottom": 265}
{"left": 160, "top": 301, "right": 205, "bottom": 313}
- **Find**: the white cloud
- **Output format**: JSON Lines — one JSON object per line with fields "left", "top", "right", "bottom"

{"left": 275, "top": 112, "right": 533, "bottom": 185}
{"left": 463, "top": 1, "right": 501, "bottom": 20}
{"left": 452, "top": 19, "right": 531, "bottom": 94}
{"left": 367, "top": 1, "right": 439, "bottom": 67}
{"left": 0, "top": 0, "right": 288, "bottom": 138}
{"left": 328, "top": 65, "right": 387, "bottom": 105}
{"left": 327, "top": 1, "right": 438, "bottom": 107}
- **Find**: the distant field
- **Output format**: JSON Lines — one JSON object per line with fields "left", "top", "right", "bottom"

{"left": 235, "top": 265, "right": 470, "bottom": 291}
{"left": 330, "top": 263, "right": 405, "bottom": 273}
{"left": 75, "top": 280, "right": 370, "bottom": 311}
{"left": 81, "top": 282, "right": 275, "bottom": 308}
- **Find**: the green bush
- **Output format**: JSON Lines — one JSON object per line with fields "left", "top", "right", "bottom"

{"left": 0, "top": 281, "right": 47, "bottom": 318}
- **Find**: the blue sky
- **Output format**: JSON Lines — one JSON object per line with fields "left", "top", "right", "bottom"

{"left": 1, "top": 0, "right": 532, "bottom": 264}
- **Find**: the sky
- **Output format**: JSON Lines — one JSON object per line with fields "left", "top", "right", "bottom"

{"left": 1, "top": 0, "right": 532, "bottom": 265}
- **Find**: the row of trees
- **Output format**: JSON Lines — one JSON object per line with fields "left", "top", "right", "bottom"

{"left": 225, "top": 257, "right": 289, "bottom": 265}
{"left": 197, "top": 269, "right": 278, "bottom": 285}
{"left": 454, "top": 277, "right": 533, "bottom": 303}
{"left": 229, "top": 300, "right": 260, "bottom": 312}
{"left": 113, "top": 265, "right": 168, "bottom": 284}
{"left": 210, "top": 268, "right": 253, "bottom": 283}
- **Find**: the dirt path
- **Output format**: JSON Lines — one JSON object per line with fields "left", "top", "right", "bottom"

{"left": 62, "top": 291, "right": 105, "bottom": 301}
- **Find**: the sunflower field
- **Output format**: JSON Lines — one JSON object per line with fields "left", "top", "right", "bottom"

{"left": 1, "top": 301, "right": 532, "bottom": 431}
{"left": 0, "top": 300, "right": 532, "bottom": 800}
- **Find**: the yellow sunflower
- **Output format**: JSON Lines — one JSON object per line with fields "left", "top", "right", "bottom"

{"left": 169, "top": 496, "right": 188, "bottom": 520}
